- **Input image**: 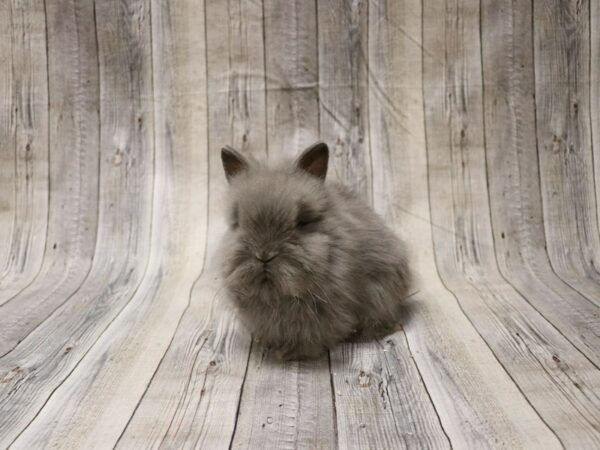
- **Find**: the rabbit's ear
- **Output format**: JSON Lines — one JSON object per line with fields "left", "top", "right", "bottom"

{"left": 221, "top": 146, "right": 250, "bottom": 182}
{"left": 295, "top": 141, "right": 329, "bottom": 180}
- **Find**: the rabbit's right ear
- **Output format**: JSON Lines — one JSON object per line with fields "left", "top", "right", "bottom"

{"left": 221, "top": 146, "right": 249, "bottom": 182}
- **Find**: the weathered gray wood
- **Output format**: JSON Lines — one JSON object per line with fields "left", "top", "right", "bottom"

{"left": 0, "top": 2, "right": 20, "bottom": 279}
{"left": 317, "top": 1, "right": 451, "bottom": 448}
{"left": 330, "top": 336, "right": 450, "bottom": 449}
{"left": 481, "top": 0, "right": 600, "bottom": 366}
{"left": 263, "top": 0, "right": 319, "bottom": 154}
{"left": 0, "top": 0, "right": 100, "bottom": 357}
{"left": 114, "top": 281, "right": 248, "bottom": 450}
{"left": 0, "top": 0, "right": 102, "bottom": 443}
{"left": 233, "top": 351, "right": 335, "bottom": 450}
{"left": 10, "top": 0, "right": 210, "bottom": 447}
{"left": 0, "top": 0, "right": 17, "bottom": 273}
{"left": 592, "top": 0, "right": 600, "bottom": 232}
{"left": 0, "top": 0, "right": 48, "bottom": 304}
{"left": 119, "top": 0, "right": 262, "bottom": 446}
{"left": 8, "top": 0, "right": 211, "bottom": 446}
{"left": 2, "top": 0, "right": 600, "bottom": 448}
{"left": 370, "top": 0, "right": 560, "bottom": 447}
{"left": 0, "top": 0, "right": 156, "bottom": 445}
{"left": 424, "top": 0, "right": 600, "bottom": 446}
{"left": 230, "top": 2, "right": 336, "bottom": 449}
{"left": 534, "top": 0, "right": 600, "bottom": 302}
{"left": 317, "top": 0, "right": 371, "bottom": 200}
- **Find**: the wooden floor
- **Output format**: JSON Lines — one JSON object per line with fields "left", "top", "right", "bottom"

{"left": 1, "top": 0, "right": 599, "bottom": 448}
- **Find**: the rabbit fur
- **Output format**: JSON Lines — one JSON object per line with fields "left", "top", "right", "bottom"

{"left": 219, "top": 142, "right": 411, "bottom": 360}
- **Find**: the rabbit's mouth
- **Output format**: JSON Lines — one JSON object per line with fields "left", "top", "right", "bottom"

{"left": 226, "top": 250, "right": 309, "bottom": 297}
{"left": 252, "top": 259, "right": 276, "bottom": 283}
{"left": 258, "top": 269, "right": 272, "bottom": 283}
{"left": 253, "top": 261, "right": 304, "bottom": 292}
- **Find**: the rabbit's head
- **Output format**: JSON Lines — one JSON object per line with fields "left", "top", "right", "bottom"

{"left": 220, "top": 142, "right": 336, "bottom": 301}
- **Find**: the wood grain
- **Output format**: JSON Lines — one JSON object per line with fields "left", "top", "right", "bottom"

{"left": 230, "top": 2, "right": 336, "bottom": 449}
{"left": 1, "top": 0, "right": 600, "bottom": 448}
{"left": 371, "top": 0, "right": 560, "bottom": 447}
{"left": 0, "top": 0, "right": 101, "bottom": 444}
{"left": 317, "top": 0, "right": 371, "bottom": 200}
{"left": 592, "top": 0, "right": 600, "bottom": 233}
{"left": 534, "top": 0, "right": 600, "bottom": 302}
{"left": 424, "top": 0, "right": 600, "bottom": 446}
{"left": 10, "top": 0, "right": 209, "bottom": 447}
{"left": 481, "top": 0, "right": 600, "bottom": 366}
{"left": 120, "top": 0, "right": 262, "bottom": 446}
{"left": 0, "top": 0, "right": 48, "bottom": 304}
{"left": 0, "top": 0, "right": 17, "bottom": 274}
{"left": 0, "top": 0, "right": 100, "bottom": 357}
{"left": 263, "top": 0, "right": 319, "bottom": 153}
{"left": 318, "top": 1, "right": 451, "bottom": 447}
{"left": 0, "top": 0, "right": 157, "bottom": 444}
{"left": 330, "top": 336, "right": 450, "bottom": 449}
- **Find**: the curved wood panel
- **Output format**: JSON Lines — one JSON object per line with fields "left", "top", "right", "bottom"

{"left": 1, "top": 0, "right": 599, "bottom": 448}
{"left": 0, "top": 0, "right": 48, "bottom": 304}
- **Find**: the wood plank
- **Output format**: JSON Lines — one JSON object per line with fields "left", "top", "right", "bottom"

{"left": 368, "top": 0, "right": 559, "bottom": 447}
{"left": 0, "top": 0, "right": 157, "bottom": 444}
{"left": 330, "top": 337, "right": 450, "bottom": 449}
{"left": 0, "top": 0, "right": 101, "bottom": 356}
{"left": 0, "top": 0, "right": 48, "bottom": 303}
{"left": 0, "top": 0, "right": 17, "bottom": 272}
{"left": 0, "top": 0, "right": 598, "bottom": 448}
{"left": 11, "top": 0, "right": 210, "bottom": 447}
{"left": 317, "top": 0, "right": 371, "bottom": 200}
{"left": 592, "top": 0, "right": 600, "bottom": 230}
{"left": 119, "top": 0, "right": 265, "bottom": 446}
{"left": 424, "top": 0, "right": 600, "bottom": 446}
{"left": 115, "top": 279, "right": 248, "bottom": 449}
{"left": 481, "top": 0, "right": 600, "bottom": 366}
{"left": 263, "top": 0, "right": 320, "bottom": 154}
{"left": 533, "top": 0, "right": 600, "bottom": 302}
{"left": 317, "top": 1, "right": 450, "bottom": 447}
{"left": 229, "top": 1, "right": 336, "bottom": 448}
{"left": 232, "top": 350, "right": 335, "bottom": 449}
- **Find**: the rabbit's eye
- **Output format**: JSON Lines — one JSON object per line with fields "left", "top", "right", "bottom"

{"left": 297, "top": 217, "right": 313, "bottom": 228}
{"left": 297, "top": 208, "right": 321, "bottom": 229}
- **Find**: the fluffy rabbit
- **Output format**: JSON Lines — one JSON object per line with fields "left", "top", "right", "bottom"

{"left": 219, "top": 142, "right": 411, "bottom": 360}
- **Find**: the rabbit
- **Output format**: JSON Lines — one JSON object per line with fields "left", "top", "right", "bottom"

{"left": 219, "top": 141, "right": 411, "bottom": 360}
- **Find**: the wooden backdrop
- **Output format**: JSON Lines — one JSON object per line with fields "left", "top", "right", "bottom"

{"left": 1, "top": 0, "right": 599, "bottom": 448}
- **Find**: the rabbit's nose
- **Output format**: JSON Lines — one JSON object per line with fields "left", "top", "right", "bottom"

{"left": 255, "top": 250, "right": 278, "bottom": 263}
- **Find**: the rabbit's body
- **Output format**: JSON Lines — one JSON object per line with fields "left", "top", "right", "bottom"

{"left": 220, "top": 143, "right": 411, "bottom": 360}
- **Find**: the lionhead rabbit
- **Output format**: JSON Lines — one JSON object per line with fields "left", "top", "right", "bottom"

{"left": 219, "top": 142, "right": 411, "bottom": 360}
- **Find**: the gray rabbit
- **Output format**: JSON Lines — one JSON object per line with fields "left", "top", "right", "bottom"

{"left": 219, "top": 142, "right": 411, "bottom": 360}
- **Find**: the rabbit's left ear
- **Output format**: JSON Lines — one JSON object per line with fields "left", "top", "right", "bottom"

{"left": 295, "top": 141, "right": 329, "bottom": 180}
